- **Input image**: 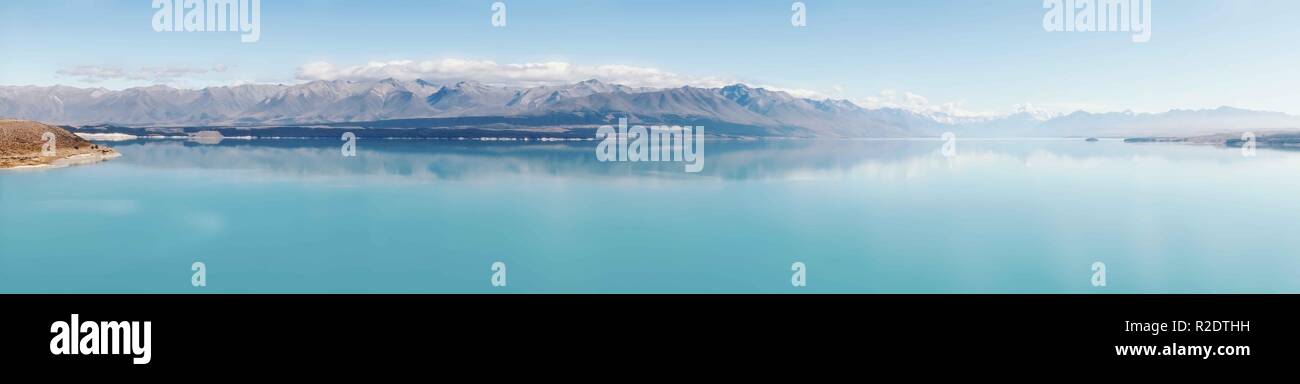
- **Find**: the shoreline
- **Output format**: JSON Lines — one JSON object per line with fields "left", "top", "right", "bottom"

{"left": 1, "top": 150, "right": 122, "bottom": 170}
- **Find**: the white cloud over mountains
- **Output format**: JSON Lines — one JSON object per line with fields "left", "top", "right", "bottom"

{"left": 294, "top": 59, "right": 738, "bottom": 90}
{"left": 294, "top": 58, "right": 845, "bottom": 104}
{"left": 856, "top": 90, "right": 990, "bottom": 119}
{"left": 55, "top": 65, "right": 229, "bottom": 83}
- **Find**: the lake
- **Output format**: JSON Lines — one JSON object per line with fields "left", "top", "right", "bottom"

{"left": 2, "top": 137, "right": 1299, "bottom": 293}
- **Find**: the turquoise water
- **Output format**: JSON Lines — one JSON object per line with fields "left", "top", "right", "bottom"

{"left": 3, "top": 138, "right": 1299, "bottom": 293}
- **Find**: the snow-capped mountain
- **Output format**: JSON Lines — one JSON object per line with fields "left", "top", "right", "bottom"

{"left": 0, "top": 79, "right": 938, "bottom": 136}
{"left": 3, "top": 79, "right": 1299, "bottom": 137}
{"left": 249, "top": 79, "right": 443, "bottom": 123}
{"left": 1035, "top": 107, "right": 1300, "bottom": 137}
{"left": 424, "top": 81, "right": 520, "bottom": 116}
{"left": 506, "top": 78, "right": 641, "bottom": 109}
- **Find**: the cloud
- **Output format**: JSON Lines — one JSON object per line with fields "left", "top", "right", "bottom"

{"left": 759, "top": 85, "right": 826, "bottom": 99}
{"left": 1009, "top": 103, "right": 1067, "bottom": 120}
{"left": 855, "top": 89, "right": 1002, "bottom": 119}
{"left": 55, "top": 65, "right": 228, "bottom": 83}
{"left": 54, "top": 66, "right": 127, "bottom": 83}
{"left": 293, "top": 58, "right": 825, "bottom": 96}
{"left": 294, "top": 59, "right": 732, "bottom": 89}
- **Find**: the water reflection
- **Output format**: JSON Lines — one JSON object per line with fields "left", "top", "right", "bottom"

{"left": 103, "top": 138, "right": 1284, "bottom": 183}
{"left": 6, "top": 138, "right": 1300, "bottom": 293}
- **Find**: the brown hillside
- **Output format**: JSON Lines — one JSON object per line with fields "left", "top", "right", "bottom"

{"left": 1, "top": 119, "right": 119, "bottom": 169}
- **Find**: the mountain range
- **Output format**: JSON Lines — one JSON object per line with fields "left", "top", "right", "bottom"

{"left": 3, "top": 79, "right": 1299, "bottom": 138}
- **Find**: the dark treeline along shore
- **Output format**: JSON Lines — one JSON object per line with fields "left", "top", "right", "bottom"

{"left": 1125, "top": 132, "right": 1300, "bottom": 150}
{"left": 71, "top": 124, "right": 598, "bottom": 140}
{"left": 68, "top": 122, "right": 1300, "bottom": 152}
{"left": 64, "top": 115, "right": 782, "bottom": 140}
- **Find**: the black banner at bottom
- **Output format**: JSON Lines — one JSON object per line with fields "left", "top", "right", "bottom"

{"left": 0, "top": 295, "right": 1290, "bottom": 371}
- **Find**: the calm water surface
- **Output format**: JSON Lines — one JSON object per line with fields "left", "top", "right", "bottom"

{"left": 2, "top": 138, "right": 1298, "bottom": 293}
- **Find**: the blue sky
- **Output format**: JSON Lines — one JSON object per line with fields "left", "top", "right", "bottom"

{"left": 2, "top": 0, "right": 1298, "bottom": 115}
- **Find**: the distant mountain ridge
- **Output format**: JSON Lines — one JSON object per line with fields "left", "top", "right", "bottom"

{"left": 3, "top": 80, "right": 1298, "bottom": 137}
